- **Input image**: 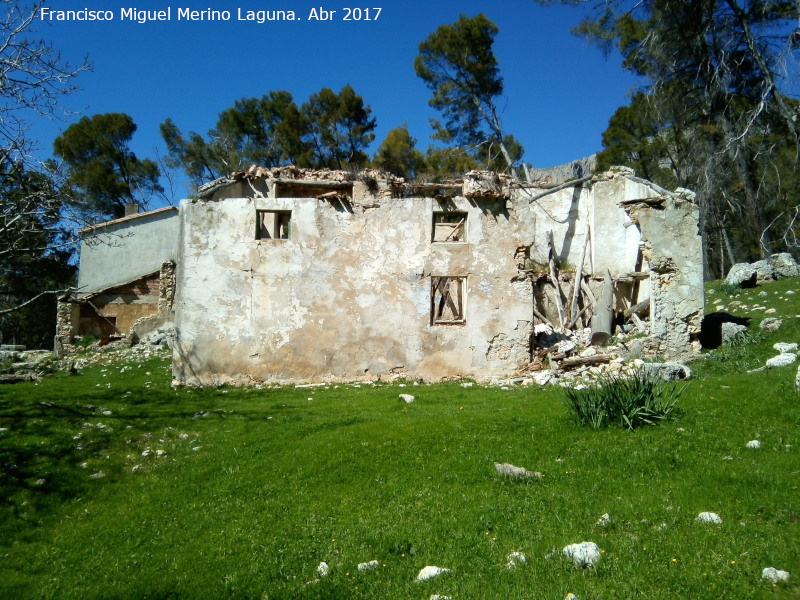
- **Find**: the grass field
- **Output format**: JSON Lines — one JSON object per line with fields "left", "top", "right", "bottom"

{"left": 1, "top": 279, "right": 799, "bottom": 599}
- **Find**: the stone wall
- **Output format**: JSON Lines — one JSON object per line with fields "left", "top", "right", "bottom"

{"left": 172, "top": 169, "right": 664, "bottom": 385}
{"left": 623, "top": 190, "right": 704, "bottom": 358}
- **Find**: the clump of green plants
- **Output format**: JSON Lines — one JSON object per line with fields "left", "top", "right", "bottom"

{"left": 561, "top": 369, "right": 684, "bottom": 430}
{"left": 73, "top": 335, "right": 99, "bottom": 348}
{"left": 702, "top": 330, "right": 765, "bottom": 373}
{"left": 718, "top": 282, "right": 743, "bottom": 297}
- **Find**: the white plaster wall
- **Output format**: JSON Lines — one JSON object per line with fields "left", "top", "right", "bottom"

{"left": 172, "top": 173, "right": 659, "bottom": 386}
{"left": 589, "top": 178, "right": 644, "bottom": 276}
{"left": 173, "top": 193, "right": 537, "bottom": 385}
{"left": 78, "top": 209, "right": 179, "bottom": 293}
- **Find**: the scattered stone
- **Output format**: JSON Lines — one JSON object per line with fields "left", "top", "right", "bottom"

{"left": 89, "top": 471, "right": 105, "bottom": 479}
{"left": 766, "top": 353, "right": 797, "bottom": 368}
{"left": 642, "top": 362, "right": 691, "bottom": 381}
{"left": 131, "top": 465, "right": 141, "bottom": 473}
{"left": 774, "top": 342, "right": 798, "bottom": 353}
{"left": 696, "top": 512, "right": 723, "bottom": 524}
{"left": 759, "top": 291, "right": 768, "bottom": 297}
{"left": 416, "top": 566, "right": 450, "bottom": 582}
{"left": 746, "top": 440, "right": 761, "bottom": 449}
{"left": 788, "top": 290, "right": 796, "bottom": 295}
{"left": 725, "top": 263, "right": 757, "bottom": 288}
{"left": 399, "top": 394, "right": 415, "bottom": 404}
{"left": 495, "top": 462, "right": 542, "bottom": 480}
{"left": 506, "top": 551, "right": 526, "bottom": 569}
{"left": 358, "top": 560, "right": 379, "bottom": 572}
{"left": 765, "top": 308, "right": 777, "bottom": 314}
{"left": 760, "top": 318, "right": 782, "bottom": 332}
{"left": 430, "top": 595, "right": 452, "bottom": 600}
{"left": 762, "top": 567, "right": 791, "bottom": 584}
{"left": 556, "top": 340, "right": 576, "bottom": 354}
{"left": 532, "top": 372, "right": 552, "bottom": 386}
{"left": 795, "top": 366, "right": 800, "bottom": 392}
{"left": 461, "top": 382, "right": 474, "bottom": 388}
{"left": 562, "top": 542, "right": 601, "bottom": 569}
{"left": 317, "top": 562, "right": 329, "bottom": 577}
{"left": 595, "top": 513, "right": 612, "bottom": 527}
{"left": 721, "top": 322, "right": 748, "bottom": 344}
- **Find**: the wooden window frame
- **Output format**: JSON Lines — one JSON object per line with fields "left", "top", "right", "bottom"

{"left": 432, "top": 211, "right": 467, "bottom": 243}
{"left": 431, "top": 276, "right": 466, "bottom": 325}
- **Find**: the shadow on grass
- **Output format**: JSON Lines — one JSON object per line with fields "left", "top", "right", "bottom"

{"left": 0, "top": 370, "right": 256, "bottom": 537}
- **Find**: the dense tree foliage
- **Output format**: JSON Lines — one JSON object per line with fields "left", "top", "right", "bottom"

{"left": 299, "top": 85, "right": 376, "bottom": 169}
{"left": 0, "top": 159, "right": 75, "bottom": 347}
{"left": 160, "top": 91, "right": 302, "bottom": 185}
{"left": 53, "top": 113, "right": 163, "bottom": 218}
{"left": 372, "top": 125, "right": 425, "bottom": 179}
{"left": 414, "top": 14, "right": 523, "bottom": 175}
{"left": 163, "top": 85, "right": 376, "bottom": 186}
{"left": 548, "top": 0, "right": 800, "bottom": 271}
{"left": 0, "top": 0, "right": 89, "bottom": 343}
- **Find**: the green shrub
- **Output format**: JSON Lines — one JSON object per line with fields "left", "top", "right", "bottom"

{"left": 73, "top": 335, "right": 99, "bottom": 348}
{"left": 561, "top": 369, "right": 684, "bottom": 430}
{"left": 718, "top": 282, "right": 743, "bottom": 297}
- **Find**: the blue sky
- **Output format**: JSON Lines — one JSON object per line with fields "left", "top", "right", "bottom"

{"left": 29, "top": 0, "right": 641, "bottom": 200}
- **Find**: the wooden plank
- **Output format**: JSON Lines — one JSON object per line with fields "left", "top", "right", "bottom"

{"left": 559, "top": 354, "right": 612, "bottom": 370}
{"left": 547, "top": 231, "right": 566, "bottom": 329}
{"left": 590, "top": 269, "right": 613, "bottom": 346}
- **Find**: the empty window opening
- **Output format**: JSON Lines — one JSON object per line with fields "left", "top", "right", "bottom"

{"left": 432, "top": 212, "right": 467, "bottom": 242}
{"left": 275, "top": 181, "right": 353, "bottom": 200}
{"left": 431, "top": 276, "right": 466, "bottom": 324}
{"left": 256, "top": 210, "right": 291, "bottom": 240}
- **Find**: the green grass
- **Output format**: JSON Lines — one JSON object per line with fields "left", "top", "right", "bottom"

{"left": 1, "top": 280, "right": 800, "bottom": 599}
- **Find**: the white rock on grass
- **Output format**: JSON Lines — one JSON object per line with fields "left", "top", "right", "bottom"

{"left": 595, "top": 513, "right": 612, "bottom": 527}
{"left": 796, "top": 366, "right": 800, "bottom": 391}
{"left": 761, "top": 318, "right": 783, "bottom": 332}
{"left": 766, "top": 353, "right": 797, "bottom": 368}
{"left": 696, "top": 511, "right": 723, "bottom": 524}
{"left": 430, "top": 595, "right": 452, "bottom": 600}
{"left": 562, "top": 542, "right": 601, "bottom": 569}
{"left": 532, "top": 371, "right": 552, "bottom": 386}
{"left": 495, "top": 462, "right": 542, "bottom": 480}
{"left": 762, "top": 567, "right": 791, "bottom": 584}
{"left": 317, "top": 562, "right": 329, "bottom": 577}
{"left": 773, "top": 342, "right": 798, "bottom": 353}
{"left": 746, "top": 440, "right": 761, "bottom": 449}
{"left": 416, "top": 566, "right": 450, "bottom": 582}
{"left": 358, "top": 560, "right": 379, "bottom": 572}
{"left": 506, "top": 551, "right": 526, "bottom": 569}
{"left": 399, "top": 394, "right": 415, "bottom": 403}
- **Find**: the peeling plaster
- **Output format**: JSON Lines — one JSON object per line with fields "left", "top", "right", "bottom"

{"left": 167, "top": 170, "right": 702, "bottom": 385}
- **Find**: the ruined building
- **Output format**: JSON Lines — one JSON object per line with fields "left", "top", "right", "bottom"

{"left": 57, "top": 166, "right": 704, "bottom": 385}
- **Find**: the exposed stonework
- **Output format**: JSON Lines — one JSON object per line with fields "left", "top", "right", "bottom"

{"left": 623, "top": 190, "right": 704, "bottom": 359}
{"left": 54, "top": 299, "right": 78, "bottom": 356}
{"left": 64, "top": 165, "right": 703, "bottom": 381}
{"left": 158, "top": 260, "right": 176, "bottom": 313}
{"left": 171, "top": 167, "right": 703, "bottom": 385}
{"left": 56, "top": 210, "right": 179, "bottom": 353}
